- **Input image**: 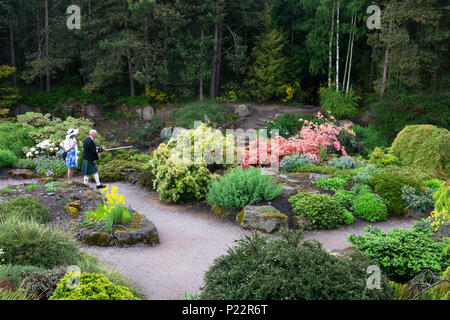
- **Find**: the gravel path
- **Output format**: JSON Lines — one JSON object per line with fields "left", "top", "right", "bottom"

{"left": 0, "top": 178, "right": 417, "bottom": 300}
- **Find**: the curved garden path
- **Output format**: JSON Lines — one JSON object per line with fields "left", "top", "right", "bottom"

{"left": 0, "top": 178, "right": 417, "bottom": 299}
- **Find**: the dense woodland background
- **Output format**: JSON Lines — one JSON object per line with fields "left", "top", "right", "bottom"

{"left": 0, "top": 0, "right": 449, "bottom": 132}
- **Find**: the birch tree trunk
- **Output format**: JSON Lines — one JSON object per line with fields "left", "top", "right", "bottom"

{"left": 335, "top": 0, "right": 340, "bottom": 92}
{"left": 380, "top": 18, "right": 394, "bottom": 99}
{"left": 346, "top": 13, "right": 356, "bottom": 95}
{"left": 328, "top": 0, "right": 335, "bottom": 88}
{"left": 343, "top": 14, "right": 353, "bottom": 93}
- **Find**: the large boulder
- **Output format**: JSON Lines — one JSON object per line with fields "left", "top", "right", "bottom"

{"left": 160, "top": 127, "right": 173, "bottom": 142}
{"left": 233, "top": 104, "right": 250, "bottom": 118}
{"left": 79, "top": 213, "right": 159, "bottom": 247}
{"left": 236, "top": 205, "right": 288, "bottom": 233}
{"left": 142, "top": 106, "right": 155, "bottom": 122}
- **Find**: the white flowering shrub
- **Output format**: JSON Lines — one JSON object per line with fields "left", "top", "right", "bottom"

{"left": 0, "top": 248, "right": 4, "bottom": 264}
{"left": 24, "top": 140, "right": 60, "bottom": 158}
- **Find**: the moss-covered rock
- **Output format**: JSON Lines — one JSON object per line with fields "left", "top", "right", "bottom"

{"left": 293, "top": 215, "right": 310, "bottom": 231}
{"left": 390, "top": 125, "right": 450, "bottom": 178}
{"left": 8, "top": 169, "right": 37, "bottom": 179}
{"left": 79, "top": 212, "right": 159, "bottom": 247}
{"left": 236, "top": 205, "right": 288, "bottom": 233}
{"left": 64, "top": 200, "right": 81, "bottom": 219}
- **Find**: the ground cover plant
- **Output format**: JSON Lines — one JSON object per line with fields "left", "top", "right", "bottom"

{"left": 348, "top": 221, "right": 449, "bottom": 283}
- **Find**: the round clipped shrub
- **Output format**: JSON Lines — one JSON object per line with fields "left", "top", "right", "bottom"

{"left": 49, "top": 273, "right": 139, "bottom": 300}
{"left": 206, "top": 167, "right": 283, "bottom": 210}
{"left": 0, "top": 218, "right": 81, "bottom": 268}
{"left": 0, "top": 149, "right": 17, "bottom": 168}
{"left": 390, "top": 125, "right": 450, "bottom": 178}
{"left": 200, "top": 230, "right": 394, "bottom": 300}
{"left": 0, "top": 196, "right": 51, "bottom": 223}
{"left": 352, "top": 193, "right": 388, "bottom": 222}
{"left": 289, "top": 192, "right": 351, "bottom": 230}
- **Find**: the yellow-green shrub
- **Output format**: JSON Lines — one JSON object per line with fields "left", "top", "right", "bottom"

{"left": 390, "top": 125, "right": 450, "bottom": 178}
{"left": 49, "top": 273, "right": 139, "bottom": 300}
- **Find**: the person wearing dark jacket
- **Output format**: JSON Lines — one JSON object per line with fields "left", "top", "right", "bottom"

{"left": 81, "top": 130, "right": 106, "bottom": 189}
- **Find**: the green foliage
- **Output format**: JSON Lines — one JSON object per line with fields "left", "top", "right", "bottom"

{"left": 49, "top": 273, "right": 139, "bottom": 300}
{"left": 368, "top": 148, "right": 399, "bottom": 167}
{"left": 167, "top": 101, "right": 227, "bottom": 129}
{"left": 313, "top": 176, "right": 348, "bottom": 191}
{"left": 401, "top": 186, "right": 435, "bottom": 212}
{"left": 353, "top": 125, "right": 389, "bottom": 155}
{"left": 348, "top": 221, "right": 449, "bottom": 283}
{"left": 369, "top": 170, "right": 422, "bottom": 216}
{"left": 206, "top": 167, "right": 283, "bottom": 210}
{"left": 200, "top": 230, "right": 393, "bottom": 300}
{"left": 148, "top": 142, "right": 215, "bottom": 203}
{"left": 0, "top": 66, "right": 20, "bottom": 109}
{"left": 352, "top": 165, "right": 382, "bottom": 185}
{"left": 351, "top": 184, "right": 373, "bottom": 195}
{"left": 0, "top": 217, "right": 81, "bottom": 268}
{"left": 371, "top": 92, "right": 450, "bottom": 144}
{"left": 0, "top": 149, "right": 17, "bottom": 167}
{"left": 390, "top": 125, "right": 450, "bottom": 178}
{"left": 319, "top": 87, "right": 361, "bottom": 119}
{"left": 279, "top": 154, "right": 318, "bottom": 173}
{"left": 289, "top": 192, "right": 351, "bottom": 230}
{"left": 44, "top": 181, "right": 61, "bottom": 192}
{"left": 263, "top": 113, "right": 317, "bottom": 138}
{"left": 0, "top": 264, "right": 65, "bottom": 300}
{"left": 352, "top": 193, "right": 388, "bottom": 222}
{"left": 75, "top": 252, "right": 144, "bottom": 299}
{"left": 423, "top": 179, "right": 445, "bottom": 190}
{"left": 98, "top": 159, "right": 143, "bottom": 182}
{"left": 35, "top": 156, "right": 67, "bottom": 177}
{"left": 245, "top": 22, "right": 288, "bottom": 103}
{"left": 0, "top": 287, "right": 32, "bottom": 300}
{"left": 290, "top": 164, "right": 339, "bottom": 175}
{"left": 17, "top": 112, "right": 102, "bottom": 147}
{"left": 327, "top": 156, "right": 364, "bottom": 170}
{"left": 15, "top": 158, "right": 36, "bottom": 169}
{"left": 0, "top": 196, "right": 51, "bottom": 224}
{"left": 333, "top": 189, "right": 356, "bottom": 210}
{"left": 391, "top": 267, "right": 450, "bottom": 300}
{"left": 0, "top": 122, "right": 34, "bottom": 158}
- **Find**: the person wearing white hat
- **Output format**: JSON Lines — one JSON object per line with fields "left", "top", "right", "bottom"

{"left": 64, "top": 128, "right": 79, "bottom": 180}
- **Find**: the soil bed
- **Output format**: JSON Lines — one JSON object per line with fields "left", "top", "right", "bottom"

{"left": 0, "top": 179, "right": 101, "bottom": 234}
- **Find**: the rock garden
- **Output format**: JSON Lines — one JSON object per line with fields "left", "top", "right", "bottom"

{"left": 1, "top": 0, "right": 449, "bottom": 302}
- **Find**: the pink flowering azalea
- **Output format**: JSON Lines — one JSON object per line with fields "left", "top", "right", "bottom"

{"left": 239, "top": 112, "right": 354, "bottom": 168}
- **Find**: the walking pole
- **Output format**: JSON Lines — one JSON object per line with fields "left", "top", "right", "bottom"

{"left": 103, "top": 146, "right": 135, "bottom": 152}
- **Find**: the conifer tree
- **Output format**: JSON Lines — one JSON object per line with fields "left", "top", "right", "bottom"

{"left": 245, "top": 6, "right": 288, "bottom": 103}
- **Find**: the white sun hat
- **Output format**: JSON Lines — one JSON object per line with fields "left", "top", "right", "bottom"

{"left": 66, "top": 128, "right": 79, "bottom": 138}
